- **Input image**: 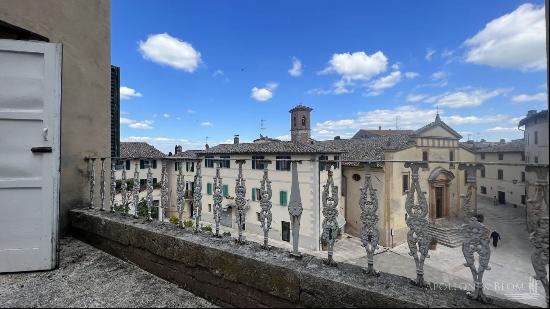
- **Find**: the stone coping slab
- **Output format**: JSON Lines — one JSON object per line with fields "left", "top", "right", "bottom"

{"left": 69, "top": 209, "right": 533, "bottom": 308}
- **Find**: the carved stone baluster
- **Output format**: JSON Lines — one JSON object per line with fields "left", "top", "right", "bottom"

{"left": 176, "top": 162, "right": 185, "bottom": 228}
{"left": 213, "top": 162, "right": 223, "bottom": 237}
{"left": 234, "top": 160, "right": 247, "bottom": 244}
{"left": 404, "top": 162, "right": 430, "bottom": 287}
{"left": 89, "top": 158, "right": 96, "bottom": 209}
{"left": 322, "top": 166, "right": 340, "bottom": 266}
{"left": 462, "top": 216, "right": 492, "bottom": 303}
{"left": 110, "top": 161, "right": 116, "bottom": 213}
{"left": 132, "top": 161, "right": 140, "bottom": 218}
{"left": 526, "top": 165, "right": 549, "bottom": 307}
{"left": 259, "top": 161, "right": 273, "bottom": 249}
{"left": 99, "top": 158, "right": 106, "bottom": 211}
{"left": 160, "top": 161, "right": 168, "bottom": 222}
{"left": 360, "top": 169, "right": 379, "bottom": 276}
{"left": 121, "top": 167, "right": 128, "bottom": 214}
{"left": 288, "top": 161, "right": 303, "bottom": 258}
{"left": 146, "top": 166, "right": 153, "bottom": 221}
{"left": 193, "top": 162, "right": 202, "bottom": 232}
{"left": 459, "top": 164, "right": 484, "bottom": 219}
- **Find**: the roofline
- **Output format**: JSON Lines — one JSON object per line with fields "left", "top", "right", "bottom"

{"left": 518, "top": 109, "right": 548, "bottom": 127}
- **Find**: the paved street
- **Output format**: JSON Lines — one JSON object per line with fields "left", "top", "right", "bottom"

{"left": 0, "top": 238, "right": 216, "bottom": 308}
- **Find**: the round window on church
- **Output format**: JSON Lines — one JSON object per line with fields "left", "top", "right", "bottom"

{"left": 352, "top": 174, "right": 361, "bottom": 182}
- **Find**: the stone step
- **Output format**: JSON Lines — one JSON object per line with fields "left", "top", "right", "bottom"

{"left": 426, "top": 224, "right": 464, "bottom": 248}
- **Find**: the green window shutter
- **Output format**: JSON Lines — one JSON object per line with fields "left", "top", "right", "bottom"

{"left": 280, "top": 191, "right": 287, "bottom": 206}
{"left": 207, "top": 183, "right": 212, "bottom": 195}
{"left": 223, "top": 185, "right": 228, "bottom": 196}
{"left": 252, "top": 188, "right": 256, "bottom": 201}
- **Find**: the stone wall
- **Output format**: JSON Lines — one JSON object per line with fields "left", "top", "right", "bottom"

{"left": 69, "top": 209, "right": 530, "bottom": 308}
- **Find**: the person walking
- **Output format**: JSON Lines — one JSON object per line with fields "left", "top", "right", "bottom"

{"left": 490, "top": 231, "right": 501, "bottom": 248}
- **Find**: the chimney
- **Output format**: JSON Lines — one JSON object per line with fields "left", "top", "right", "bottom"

{"left": 174, "top": 145, "right": 182, "bottom": 155}
{"left": 334, "top": 136, "right": 341, "bottom": 140}
{"left": 527, "top": 110, "right": 537, "bottom": 116}
{"left": 205, "top": 143, "right": 209, "bottom": 149}
{"left": 480, "top": 139, "right": 486, "bottom": 142}
{"left": 234, "top": 134, "right": 240, "bottom": 144}
{"left": 500, "top": 139, "right": 506, "bottom": 144}
{"left": 378, "top": 126, "right": 381, "bottom": 131}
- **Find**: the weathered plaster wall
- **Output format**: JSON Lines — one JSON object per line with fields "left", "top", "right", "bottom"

{"left": 0, "top": 0, "right": 111, "bottom": 234}
{"left": 69, "top": 209, "right": 529, "bottom": 308}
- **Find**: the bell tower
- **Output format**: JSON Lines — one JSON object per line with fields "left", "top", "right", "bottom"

{"left": 289, "top": 105, "right": 313, "bottom": 143}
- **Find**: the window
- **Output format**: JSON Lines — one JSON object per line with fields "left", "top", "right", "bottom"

{"left": 449, "top": 150, "right": 454, "bottom": 162}
{"left": 422, "top": 151, "right": 429, "bottom": 162}
{"left": 480, "top": 153, "right": 485, "bottom": 160}
{"left": 535, "top": 131, "right": 538, "bottom": 145}
{"left": 140, "top": 159, "right": 156, "bottom": 169}
{"left": 498, "top": 153, "right": 503, "bottom": 160}
{"left": 125, "top": 160, "right": 131, "bottom": 170}
{"left": 301, "top": 116, "right": 306, "bottom": 126}
{"left": 220, "top": 156, "right": 231, "bottom": 168}
{"left": 251, "top": 188, "right": 261, "bottom": 201}
{"left": 208, "top": 204, "right": 212, "bottom": 212}
{"left": 185, "top": 162, "right": 195, "bottom": 172}
{"left": 352, "top": 174, "right": 361, "bottom": 182}
{"left": 276, "top": 156, "right": 291, "bottom": 171}
{"left": 481, "top": 169, "right": 485, "bottom": 178}
{"left": 402, "top": 174, "right": 410, "bottom": 194}
{"left": 481, "top": 186, "right": 487, "bottom": 194}
{"left": 521, "top": 153, "right": 525, "bottom": 161}
{"left": 334, "top": 155, "right": 340, "bottom": 169}
{"left": 521, "top": 195, "right": 526, "bottom": 205}
{"left": 207, "top": 183, "right": 213, "bottom": 195}
{"left": 521, "top": 172, "right": 525, "bottom": 182}
{"left": 153, "top": 178, "right": 157, "bottom": 184}
{"left": 319, "top": 155, "right": 329, "bottom": 170}
{"left": 256, "top": 212, "right": 261, "bottom": 222}
{"left": 175, "top": 162, "right": 179, "bottom": 171}
{"left": 252, "top": 156, "right": 266, "bottom": 170}
{"left": 280, "top": 191, "right": 288, "bottom": 206}
{"left": 190, "top": 162, "right": 195, "bottom": 172}
{"left": 223, "top": 184, "right": 229, "bottom": 197}
{"left": 293, "top": 116, "right": 296, "bottom": 127}
{"left": 205, "top": 156, "right": 214, "bottom": 168}
{"left": 498, "top": 169, "right": 503, "bottom": 180}
{"left": 535, "top": 156, "right": 539, "bottom": 163}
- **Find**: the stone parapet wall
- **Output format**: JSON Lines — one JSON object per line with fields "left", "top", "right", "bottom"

{"left": 69, "top": 209, "right": 530, "bottom": 308}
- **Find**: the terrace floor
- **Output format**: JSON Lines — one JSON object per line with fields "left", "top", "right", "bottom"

{"left": 0, "top": 237, "right": 216, "bottom": 308}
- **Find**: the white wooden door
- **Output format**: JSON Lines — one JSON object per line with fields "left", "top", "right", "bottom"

{"left": 0, "top": 39, "right": 61, "bottom": 273}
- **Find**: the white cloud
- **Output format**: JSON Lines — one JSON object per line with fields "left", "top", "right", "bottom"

{"left": 121, "top": 118, "right": 154, "bottom": 130}
{"left": 391, "top": 63, "right": 401, "bottom": 70}
{"left": 312, "top": 105, "right": 521, "bottom": 139}
{"left": 187, "top": 109, "right": 196, "bottom": 114}
{"left": 464, "top": 3, "right": 546, "bottom": 71}
{"left": 307, "top": 88, "right": 333, "bottom": 96}
{"left": 425, "top": 48, "right": 436, "bottom": 61}
{"left": 163, "top": 113, "right": 170, "bottom": 118}
{"left": 512, "top": 92, "right": 547, "bottom": 102}
{"left": 212, "top": 69, "right": 224, "bottom": 77}
{"left": 368, "top": 71, "right": 402, "bottom": 93}
{"left": 404, "top": 72, "right": 419, "bottom": 79}
{"left": 176, "top": 117, "right": 182, "bottom": 121}
{"left": 434, "top": 88, "right": 511, "bottom": 108}
{"left": 431, "top": 71, "right": 448, "bottom": 80}
{"left": 288, "top": 57, "right": 303, "bottom": 77}
{"left": 200, "top": 121, "right": 213, "bottom": 127}
{"left": 441, "top": 49, "right": 454, "bottom": 58}
{"left": 128, "top": 121, "right": 154, "bottom": 130}
{"left": 138, "top": 33, "right": 202, "bottom": 72}
{"left": 320, "top": 51, "right": 388, "bottom": 81}
{"left": 406, "top": 94, "right": 429, "bottom": 102}
{"left": 251, "top": 82, "right": 278, "bottom": 102}
{"left": 275, "top": 134, "right": 291, "bottom": 141}
{"left": 486, "top": 126, "right": 521, "bottom": 133}
{"left": 120, "top": 86, "right": 143, "bottom": 100}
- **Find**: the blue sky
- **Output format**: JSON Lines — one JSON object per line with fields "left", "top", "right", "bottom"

{"left": 112, "top": 0, "right": 548, "bottom": 152}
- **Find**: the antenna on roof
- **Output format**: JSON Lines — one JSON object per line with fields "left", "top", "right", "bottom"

{"left": 260, "top": 119, "right": 267, "bottom": 133}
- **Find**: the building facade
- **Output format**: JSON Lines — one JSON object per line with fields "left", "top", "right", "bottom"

{"left": 462, "top": 139, "right": 526, "bottom": 207}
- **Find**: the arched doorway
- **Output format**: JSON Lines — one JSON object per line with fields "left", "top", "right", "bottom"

{"left": 428, "top": 167, "right": 455, "bottom": 222}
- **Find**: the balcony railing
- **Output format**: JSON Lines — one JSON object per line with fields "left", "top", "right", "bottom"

{"left": 84, "top": 156, "right": 549, "bottom": 306}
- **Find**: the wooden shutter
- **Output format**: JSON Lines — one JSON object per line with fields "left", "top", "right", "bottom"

{"left": 223, "top": 185, "right": 228, "bottom": 196}
{"left": 252, "top": 188, "right": 256, "bottom": 201}
{"left": 140, "top": 160, "right": 144, "bottom": 169}
{"left": 126, "top": 160, "right": 130, "bottom": 170}
{"left": 207, "top": 183, "right": 212, "bottom": 195}
{"left": 152, "top": 160, "right": 157, "bottom": 169}
{"left": 280, "top": 191, "right": 287, "bottom": 206}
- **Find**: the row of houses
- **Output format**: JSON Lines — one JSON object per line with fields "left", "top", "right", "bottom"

{"left": 116, "top": 106, "right": 548, "bottom": 250}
